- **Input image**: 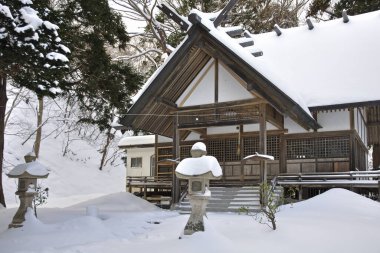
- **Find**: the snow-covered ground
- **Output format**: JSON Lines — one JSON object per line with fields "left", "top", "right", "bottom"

{"left": 1, "top": 92, "right": 380, "bottom": 253}
{"left": 0, "top": 189, "right": 379, "bottom": 253}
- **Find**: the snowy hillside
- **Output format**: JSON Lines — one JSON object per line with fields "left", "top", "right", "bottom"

{"left": 3, "top": 90, "right": 127, "bottom": 208}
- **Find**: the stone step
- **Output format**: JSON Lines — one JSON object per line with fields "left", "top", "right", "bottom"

{"left": 176, "top": 186, "right": 283, "bottom": 213}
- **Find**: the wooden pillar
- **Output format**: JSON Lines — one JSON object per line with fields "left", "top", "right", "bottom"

{"left": 279, "top": 134, "right": 286, "bottom": 174}
{"left": 239, "top": 124, "right": 244, "bottom": 182}
{"left": 259, "top": 103, "right": 267, "bottom": 184}
{"left": 143, "top": 177, "right": 147, "bottom": 200}
{"left": 172, "top": 114, "right": 180, "bottom": 204}
{"left": 298, "top": 186, "right": 303, "bottom": 201}
{"left": 373, "top": 144, "right": 380, "bottom": 169}
{"left": 349, "top": 109, "right": 356, "bottom": 171}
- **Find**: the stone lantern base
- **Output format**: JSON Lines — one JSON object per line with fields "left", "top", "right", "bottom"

{"left": 9, "top": 192, "right": 36, "bottom": 228}
{"left": 184, "top": 194, "right": 209, "bottom": 235}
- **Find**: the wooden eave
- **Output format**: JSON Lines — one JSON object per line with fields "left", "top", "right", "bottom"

{"left": 119, "top": 25, "right": 208, "bottom": 137}
{"left": 120, "top": 14, "right": 320, "bottom": 137}
{"left": 309, "top": 100, "right": 380, "bottom": 112}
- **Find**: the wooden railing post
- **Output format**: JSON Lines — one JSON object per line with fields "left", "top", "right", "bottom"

{"left": 143, "top": 177, "right": 147, "bottom": 199}
{"left": 128, "top": 177, "right": 132, "bottom": 193}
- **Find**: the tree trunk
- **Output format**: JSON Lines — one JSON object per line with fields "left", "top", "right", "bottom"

{"left": 0, "top": 74, "right": 8, "bottom": 207}
{"left": 34, "top": 96, "right": 44, "bottom": 158}
{"left": 99, "top": 128, "right": 113, "bottom": 171}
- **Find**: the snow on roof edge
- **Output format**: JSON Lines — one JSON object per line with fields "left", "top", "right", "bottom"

{"left": 118, "top": 135, "right": 155, "bottom": 147}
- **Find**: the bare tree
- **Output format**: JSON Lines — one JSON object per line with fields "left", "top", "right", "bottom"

{"left": 33, "top": 97, "right": 44, "bottom": 158}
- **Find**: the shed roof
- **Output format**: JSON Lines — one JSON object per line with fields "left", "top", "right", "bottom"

{"left": 118, "top": 135, "right": 155, "bottom": 148}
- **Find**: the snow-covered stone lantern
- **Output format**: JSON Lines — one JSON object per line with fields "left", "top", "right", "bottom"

{"left": 7, "top": 152, "right": 49, "bottom": 228}
{"left": 176, "top": 142, "right": 222, "bottom": 235}
{"left": 243, "top": 152, "right": 274, "bottom": 207}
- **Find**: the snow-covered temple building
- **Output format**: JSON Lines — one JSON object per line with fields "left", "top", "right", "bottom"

{"left": 118, "top": 5, "right": 380, "bottom": 203}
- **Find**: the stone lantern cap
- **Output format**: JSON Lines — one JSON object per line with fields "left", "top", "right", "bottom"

{"left": 176, "top": 142, "right": 222, "bottom": 180}
{"left": 7, "top": 161, "right": 49, "bottom": 179}
{"left": 176, "top": 156, "right": 222, "bottom": 179}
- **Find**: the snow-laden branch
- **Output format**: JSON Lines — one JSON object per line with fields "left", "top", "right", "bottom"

{"left": 113, "top": 44, "right": 161, "bottom": 68}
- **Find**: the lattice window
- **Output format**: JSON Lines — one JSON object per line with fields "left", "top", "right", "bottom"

{"left": 180, "top": 146, "right": 192, "bottom": 160}
{"left": 287, "top": 138, "right": 315, "bottom": 159}
{"left": 225, "top": 138, "right": 239, "bottom": 161}
{"left": 243, "top": 137, "right": 259, "bottom": 157}
{"left": 287, "top": 136, "right": 350, "bottom": 160}
{"left": 157, "top": 147, "right": 172, "bottom": 156}
{"left": 243, "top": 136, "right": 279, "bottom": 159}
{"left": 316, "top": 137, "right": 349, "bottom": 158}
{"left": 207, "top": 139, "right": 224, "bottom": 161}
{"left": 267, "top": 136, "right": 279, "bottom": 160}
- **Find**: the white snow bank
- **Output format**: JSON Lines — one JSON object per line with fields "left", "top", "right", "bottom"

{"left": 69, "top": 192, "right": 158, "bottom": 212}
{"left": 283, "top": 188, "right": 380, "bottom": 217}
{"left": 176, "top": 155, "right": 222, "bottom": 177}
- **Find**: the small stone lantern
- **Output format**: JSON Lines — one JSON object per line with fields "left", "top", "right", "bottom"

{"left": 243, "top": 152, "right": 274, "bottom": 207}
{"left": 7, "top": 152, "right": 49, "bottom": 228}
{"left": 176, "top": 142, "right": 222, "bottom": 235}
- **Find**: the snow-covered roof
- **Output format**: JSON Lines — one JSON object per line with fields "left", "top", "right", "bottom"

{"left": 176, "top": 155, "right": 223, "bottom": 178}
{"left": 122, "top": 9, "right": 380, "bottom": 135}
{"left": 118, "top": 135, "right": 155, "bottom": 147}
{"left": 252, "top": 11, "right": 380, "bottom": 108}
{"left": 8, "top": 161, "right": 49, "bottom": 178}
{"left": 193, "top": 9, "right": 380, "bottom": 110}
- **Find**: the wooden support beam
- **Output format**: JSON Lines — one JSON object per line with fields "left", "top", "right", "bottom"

{"left": 156, "top": 97, "right": 178, "bottom": 110}
{"left": 158, "top": 4, "right": 189, "bottom": 31}
{"left": 238, "top": 39, "right": 254, "bottom": 47}
{"left": 350, "top": 108, "right": 355, "bottom": 130}
{"left": 215, "top": 58, "right": 219, "bottom": 103}
{"left": 172, "top": 114, "right": 180, "bottom": 204}
{"left": 178, "top": 98, "right": 265, "bottom": 112}
{"left": 225, "top": 27, "right": 244, "bottom": 37}
{"left": 189, "top": 128, "right": 207, "bottom": 137}
{"left": 266, "top": 104, "right": 284, "bottom": 130}
{"left": 349, "top": 130, "right": 356, "bottom": 171}
{"left": 259, "top": 103, "right": 267, "bottom": 184}
{"left": 178, "top": 118, "right": 259, "bottom": 129}
{"left": 279, "top": 134, "right": 286, "bottom": 174}
{"left": 239, "top": 125, "right": 244, "bottom": 182}
{"left": 367, "top": 121, "right": 380, "bottom": 127}
{"left": 179, "top": 130, "right": 191, "bottom": 141}
{"left": 213, "top": 0, "right": 239, "bottom": 27}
